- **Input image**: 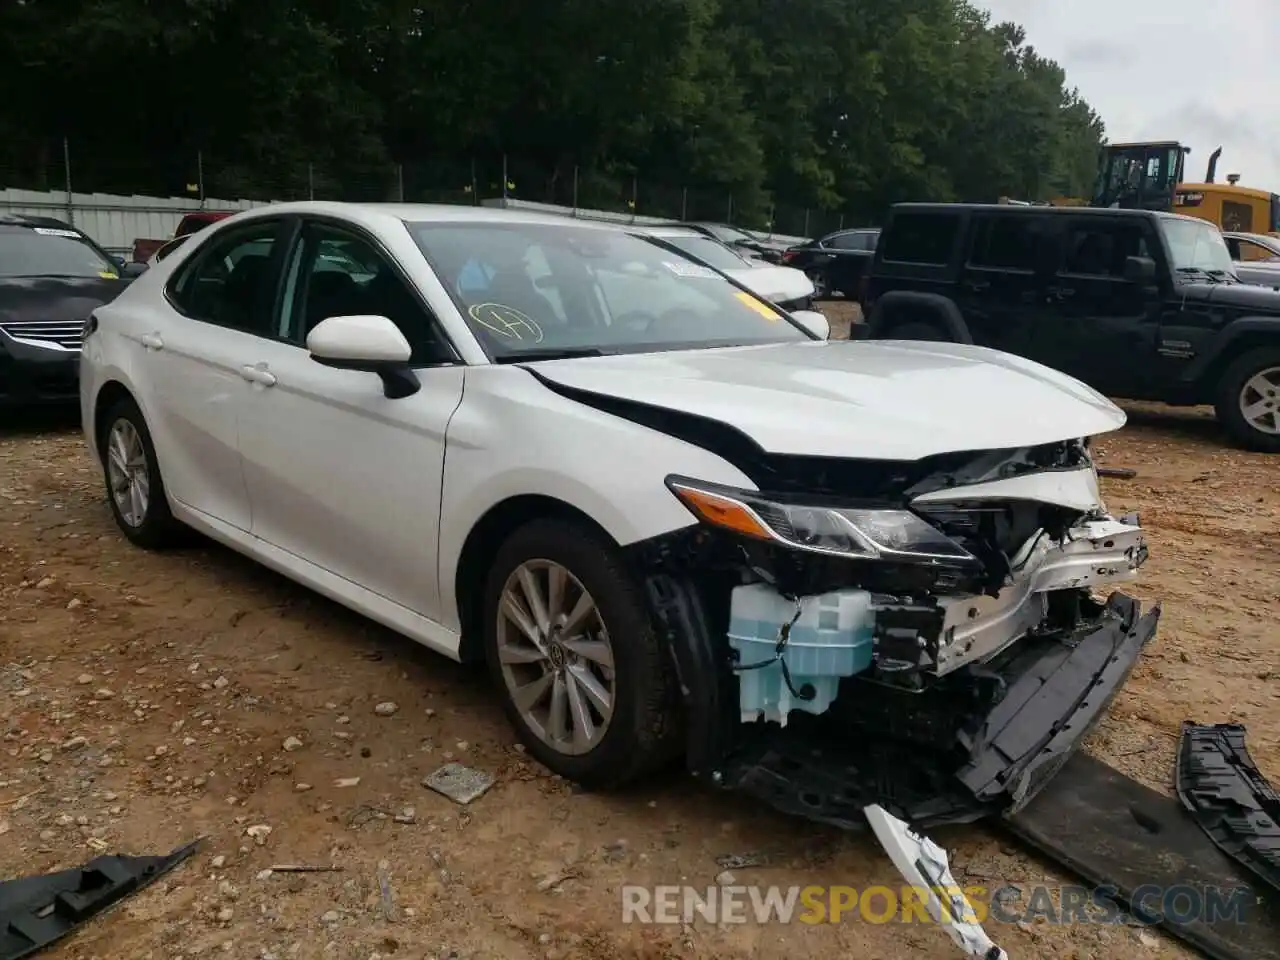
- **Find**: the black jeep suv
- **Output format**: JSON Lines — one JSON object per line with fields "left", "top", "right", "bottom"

{"left": 860, "top": 203, "right": 1280, "bottom": 452}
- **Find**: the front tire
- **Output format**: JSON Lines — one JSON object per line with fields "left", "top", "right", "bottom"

{"left": 1213, "top": 347, "right": 1280, "bottom": 453}
{"left": 481, "top": 518, "right": 680, "bottom": 788}
{"left": 99, "top": 397, "right": 185, "bottom": 548}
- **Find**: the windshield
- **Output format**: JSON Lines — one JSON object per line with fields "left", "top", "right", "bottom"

{"left": 1159, "top": 218, "right": 1236, "bottom": 275}
{"left": 0, "top": 226, "right": 119, "bottom": 279}
{"left": 651, "top": 234, "right": 749, "bottom": 271}
{"left": 410, "top": 222, "right": 809, "bottom": 358}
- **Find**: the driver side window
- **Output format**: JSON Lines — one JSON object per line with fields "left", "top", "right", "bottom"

{"left": 282, "top": 222, "right": 450, "bottom": 364}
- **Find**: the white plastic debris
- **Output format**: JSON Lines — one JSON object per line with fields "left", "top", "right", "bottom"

{"left": 863, "top": 804, "right": 1009, "bottom": 959}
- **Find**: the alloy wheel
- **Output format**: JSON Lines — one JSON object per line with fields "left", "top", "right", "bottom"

{"left": 106, "top": 418, "right": 150, "bottom": 527}
{"left": 1238, "top": 365, "right": 1280, "bottom": 436}
{"left": 495, "top": 559, "right": 616, "bottom": 756}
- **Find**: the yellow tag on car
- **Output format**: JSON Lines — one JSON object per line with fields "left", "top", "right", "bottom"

{"left": 99, "top": 271, "right": 119, "bottom": 280}
{"left": 735, "top": 291, "right": 780, "bottom": 320}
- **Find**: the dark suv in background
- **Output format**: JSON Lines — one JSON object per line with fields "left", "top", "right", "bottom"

{"left": 860, "top": 203, "right": 1280, "bottom": 452}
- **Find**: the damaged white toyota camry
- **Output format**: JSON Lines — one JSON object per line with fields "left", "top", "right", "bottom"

{"left": 80, "top": 202, "right": 1160, "bottom": 827}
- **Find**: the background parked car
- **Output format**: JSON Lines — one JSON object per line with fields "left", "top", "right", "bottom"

{"left": 0, "top": 214, "right": 142, "bottom": 407}
{"left": 1223, "top": 230, "right": 1280, "bottom": 289}
{"left": 781, "top": 227, "right": 880, "bottom": 300}
{"left": 636, "top": 225, "right": 815, "bottom": 311}
{"left": 860, "top": 202, "right": 1280, "bottom": 452}
{"left": 130, "top": 210, "right": 235, "bottom": 264}
{"left": 678, "top": 222, "right": 791, "bottom": 263}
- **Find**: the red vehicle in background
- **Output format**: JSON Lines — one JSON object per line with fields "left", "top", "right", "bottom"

{"left": 130, "top": 210, "right": 233, "bottom": 264}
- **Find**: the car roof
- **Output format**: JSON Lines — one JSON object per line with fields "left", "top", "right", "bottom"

{"left": 0, "top": 212, "right": 82, "bottom": 231}
{"left": 223, "top": 201, "right": 623, "bottom": 231}
{"left": 888, "top": 202, "right": 1201, "bottom": 223}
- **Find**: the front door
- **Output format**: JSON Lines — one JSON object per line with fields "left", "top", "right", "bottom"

{"left": 1030, "top": 216, "right": 1163, "bottom": 397}
{"left": 234, "top": 218, "right": 465, "bottom": 621}
{"left": 136, "top": 218, "right": 293, "bottom": 531}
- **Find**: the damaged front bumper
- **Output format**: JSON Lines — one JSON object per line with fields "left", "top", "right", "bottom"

{"left": 647, "top": 510, "right": 1161, "bottom": 829}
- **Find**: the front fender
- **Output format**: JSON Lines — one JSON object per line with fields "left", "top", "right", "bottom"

{"left": 435, "top": 367, "right": 757, "bottom": 633}
{"left": 1181, "top": 316, "right": 1280, "bottom": 385}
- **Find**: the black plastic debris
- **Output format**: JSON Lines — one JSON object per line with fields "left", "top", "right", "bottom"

{"left": 0, "top": 838, "right": 202, "bottom": 960}
{"left": 1006, "top": 751, "right": 1280, "bottom": 960}
{"left": 1176, "top": 721, "right": 1280, "bottom": 893}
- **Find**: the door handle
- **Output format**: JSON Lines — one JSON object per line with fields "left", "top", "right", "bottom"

{"left": 964, "top": 280, "right": 990, "bottom": 293}
{"left": 239, "top": 364, "right": 277, "bottom": 387}
{"left": 1047, "top": 287, "right": 1076, "bottom": 302}
{"left": 140, "top": 332, "right": 164, "bottom": 351}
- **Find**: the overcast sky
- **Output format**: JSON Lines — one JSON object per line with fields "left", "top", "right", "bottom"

{"left": 976, "top": 0, "right": 1280, "bottom": 190}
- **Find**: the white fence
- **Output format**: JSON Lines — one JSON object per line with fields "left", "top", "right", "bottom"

{"left": 0, "top": 188, "right": 812, "bottom": 258}
{"left": 0, "top": 188, "right": 266, "bottom": 256}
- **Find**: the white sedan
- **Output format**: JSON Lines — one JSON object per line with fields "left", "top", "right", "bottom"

{"left": 80, "top": 202, "right": 1159, "bottom": 825}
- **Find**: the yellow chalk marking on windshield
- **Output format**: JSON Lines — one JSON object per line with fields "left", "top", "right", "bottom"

{"left": 735, "top": 291, "right": 780, "bottom": 320}
{"left": 468, "top": 303, "right": 544, "bottom": 343}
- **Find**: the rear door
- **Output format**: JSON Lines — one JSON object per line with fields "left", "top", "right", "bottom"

{"left": 954, "top": 212, "right": 1053, "bottom": 355}
{"left": 823, "top": 231, "right": 877, "bottom": 296}
{"left": 1032, "top": 216, "right": 1163, "bottom": 396}
{"left": 139, "top": 217, "right": 294, "bottom": 531}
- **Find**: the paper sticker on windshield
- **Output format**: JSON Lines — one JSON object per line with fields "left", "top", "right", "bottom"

{"left": 33, "top": 227, "right": 83, "bottom": 239}
{"left": 735, "top": 291, "right": 781, "bottom": 320}
{"left": 468, "top": 303, "right": 544, "bottom": 343}
{"left": 662, "top": 260, "right": 718, "bottom": 280}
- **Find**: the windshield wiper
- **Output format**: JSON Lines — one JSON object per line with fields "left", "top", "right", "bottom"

{"left": 495, "top": 346, "right": 609, "bottom": 364}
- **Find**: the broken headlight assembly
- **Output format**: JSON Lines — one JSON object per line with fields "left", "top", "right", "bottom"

{"left": 666, "top": 476, "right": 977, "bottom": 566}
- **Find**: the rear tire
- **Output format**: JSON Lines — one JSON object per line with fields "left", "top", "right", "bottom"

{"left": 1213, "top": 346, "right": 1280, "bottom": 453}
{"left": 481, "top": 518, "right": 681, "bottom": 788}
{"left": 887, "top": 321, "right": 949, "bottom": 342}
{"left": 98, "top": 397, "right": 186, "bottom": 548}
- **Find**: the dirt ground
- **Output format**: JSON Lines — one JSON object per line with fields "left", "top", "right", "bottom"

{"left": 2, "top": 309, "right": 1277, "bottom": 960}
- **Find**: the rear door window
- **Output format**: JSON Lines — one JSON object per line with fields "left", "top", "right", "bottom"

{"left": 967, "top": 216, "right": 1045, "bottom": 272}
{"left": 881, "top": 213, "right": 959, "bottom": 265}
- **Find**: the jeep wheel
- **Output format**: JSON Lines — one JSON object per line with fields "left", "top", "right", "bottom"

{"left": 99, "top": 397, "right": 186, "bottom": 548}
{"left": 481, "top": 518, "right": 681, "bottom": 788}
{"left": 1214, "top": 347, "right": 1280, "bottom": 453}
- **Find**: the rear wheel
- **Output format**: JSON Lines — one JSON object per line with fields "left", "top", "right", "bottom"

{"left": 1214, "top": 347, "right": 1280, "bottom": 452}
{"left": 481, "top": 518, "right": 681, "bottom": 787}
{"left": 99, "top": 398, "right": 185, "bottom": 548}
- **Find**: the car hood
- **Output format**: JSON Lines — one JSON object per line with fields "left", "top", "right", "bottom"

{"left": 527, "top": 340, "right": 1126, "bottom": 461}
{"left": 0, "top": 275, "right": 132, "bottom": 327}
{"left": 725, "top": 264, "right": 814, "bottom": 303}
{"left": 1207, "top": 277, "right": 1280, "bottom": 307}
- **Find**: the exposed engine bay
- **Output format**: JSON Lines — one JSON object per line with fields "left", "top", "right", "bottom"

{"left": 632, "top": 435, "right": 1161, "bottom": 828}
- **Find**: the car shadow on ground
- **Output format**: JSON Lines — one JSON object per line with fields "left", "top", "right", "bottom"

{"left": 1116, "top": 403, "right": 1232, "bottom": 447}
{"left": 0, "top": 405, "right": 81, "bottom": 436}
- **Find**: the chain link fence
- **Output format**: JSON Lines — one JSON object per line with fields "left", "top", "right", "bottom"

{"left": 0, "top": 138, "right": 863, "bottom": 244}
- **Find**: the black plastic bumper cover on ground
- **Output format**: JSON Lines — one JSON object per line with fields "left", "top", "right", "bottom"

{"left": 662, "top": 589, "right": 1159, "bottom": 829}
{"left": 0, "top": 839, "right": 201, "bottom": 960}
{"left": 1006, "top": 751, "right": 1280, "bottom": 960}
{"left": 1176, "top": 721, "right": 1280, "bottom": 893}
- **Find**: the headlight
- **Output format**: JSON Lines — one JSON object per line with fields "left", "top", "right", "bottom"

{"left": 667, "top": 477, "right": 977, "bottom": 565}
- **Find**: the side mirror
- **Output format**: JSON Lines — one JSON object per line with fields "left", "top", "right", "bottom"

{"left": 1123, "top": 255, "right": 1157, "bottom": 284}
{"left": 790, "top": 309, "right": 831, "bottom": 340}
{"left": 121, "top": 261, "right": 148, "bottom": 278}
{"left": 306, "top": 314, "right": 420, "bottom": 399}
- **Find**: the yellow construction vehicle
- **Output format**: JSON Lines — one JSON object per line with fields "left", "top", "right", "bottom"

{"left": 1090, "top": 142, "right": 1280, "bottom": 236}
